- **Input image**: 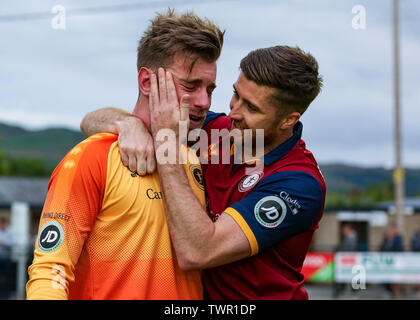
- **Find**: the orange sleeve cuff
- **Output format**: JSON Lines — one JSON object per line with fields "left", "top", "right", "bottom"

{"left": 224, "top": 207, "right": 259, "bottom": 256}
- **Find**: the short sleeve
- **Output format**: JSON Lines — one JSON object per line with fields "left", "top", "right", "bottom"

{"left": 224, "top": 171, "right": 324, "bottom": 255}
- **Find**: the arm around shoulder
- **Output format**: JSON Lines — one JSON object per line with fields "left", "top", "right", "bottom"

{"left": 80, "top": 107, "right": 131, "bottom": 137}
{"left": 80, "top": 107, "right": 156, "bottom": 175}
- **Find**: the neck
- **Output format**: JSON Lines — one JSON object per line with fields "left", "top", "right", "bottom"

{"left": 239, "top": 128, "right": 293, "bottom": 164}
{"left": 132, "top": 95, "right": 151, "bottom": 132}
{"left": 263, "top": 128, "right": 294, "bottom": 155}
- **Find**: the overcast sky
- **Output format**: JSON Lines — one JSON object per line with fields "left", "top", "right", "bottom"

{"left": 1, "top": 0, "right": 419, "bottom": 168}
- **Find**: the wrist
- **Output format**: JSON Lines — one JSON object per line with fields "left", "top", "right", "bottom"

{"left": 115, "top": 115, "right": 145, "bottom": 135}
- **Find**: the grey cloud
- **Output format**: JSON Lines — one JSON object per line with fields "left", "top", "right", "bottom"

{"left": 1, "top": 0, "right": 419, "bottom": 167}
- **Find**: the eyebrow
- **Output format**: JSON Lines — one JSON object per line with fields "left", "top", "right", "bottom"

{"left": 233, "top": 84, "right": 259, "bottom": 110}
{"left": 179, "top": 77, "right": 217, "bottom": 89}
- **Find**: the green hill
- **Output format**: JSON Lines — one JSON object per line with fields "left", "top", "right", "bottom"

{"left": 0, "top": 122, "right": 85, "bottom": 171}
{"left": 320, "top": 164, "right": 420, "bottom": 197}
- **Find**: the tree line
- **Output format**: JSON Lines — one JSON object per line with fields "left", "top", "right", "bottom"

{"left": 0, "top": 145, "right": 50, "bottom": 177}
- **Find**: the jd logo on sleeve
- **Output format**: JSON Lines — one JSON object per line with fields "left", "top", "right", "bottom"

{"left": 38, "top": 221, "right": 64, "bottom": 253}
{"left": 254, "top": 196, "right": 287, "bottom": 228}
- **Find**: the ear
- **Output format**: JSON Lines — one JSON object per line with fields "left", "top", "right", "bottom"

{"left": 138, "top": 67, "right": 152, "bottom": 96}
{"left": 279, "top": 112, "right": 301, "bottom": 130}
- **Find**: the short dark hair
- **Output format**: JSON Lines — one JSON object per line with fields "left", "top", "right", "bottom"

{"left": 137, "top": 9, "right": 225, "bottom": 72}
{"left": 240, "top": 45, "right": 323, "bottom": 116}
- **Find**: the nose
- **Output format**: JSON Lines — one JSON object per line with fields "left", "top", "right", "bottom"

{"left": 192, "top": 87, "right": 211, "bottom": 111}
{"left": 228, "top": 96, "right": 243, "bottom": 121}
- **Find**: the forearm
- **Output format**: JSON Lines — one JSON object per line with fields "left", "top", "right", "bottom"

{"left": 157, "top": 161, "right": 216, "bottom": 270}
{"left": 80, "top": 107, "right": 132, "bottom": 137}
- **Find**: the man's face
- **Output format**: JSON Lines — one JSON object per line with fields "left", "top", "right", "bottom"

{"left": 229, "top": 72, "right": 282, "bottom": 149}
{"left": 166, "top": 52, "right": 217, "bottom": 130}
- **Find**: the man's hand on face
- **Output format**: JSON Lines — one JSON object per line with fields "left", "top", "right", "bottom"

{"left": 115, "top": 116, "right": 156, "bottom": 176}
{"left": 149, "top": 68, "right": 190, "bottom": 148}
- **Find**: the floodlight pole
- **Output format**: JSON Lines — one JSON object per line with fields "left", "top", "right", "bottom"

{"left": 393, "top": 0, "right": 404, "bottom": 234}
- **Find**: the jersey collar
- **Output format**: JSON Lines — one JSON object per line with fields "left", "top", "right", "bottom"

{"left": 231, "top": 121, "right": 303, "bottom": 169}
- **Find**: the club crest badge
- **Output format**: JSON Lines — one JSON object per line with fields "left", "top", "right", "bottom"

{"left": 238, "top": 171, "right": 264, "bottom": 192}
{"left": 189, "top": 164, "right": 205, "bottom": 190}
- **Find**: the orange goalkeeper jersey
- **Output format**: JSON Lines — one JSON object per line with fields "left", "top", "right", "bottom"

{"left": 26, "top": 133, "right": 205, "bottom": 300}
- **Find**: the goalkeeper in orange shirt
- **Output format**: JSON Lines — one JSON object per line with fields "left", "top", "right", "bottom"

{"left": 26, "top": 9, "right": 224, "bottom": 300}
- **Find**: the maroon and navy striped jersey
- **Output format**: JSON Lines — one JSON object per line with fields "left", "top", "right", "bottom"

{"left": 200, "top": 112, "right": 326, "bottom": 300}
